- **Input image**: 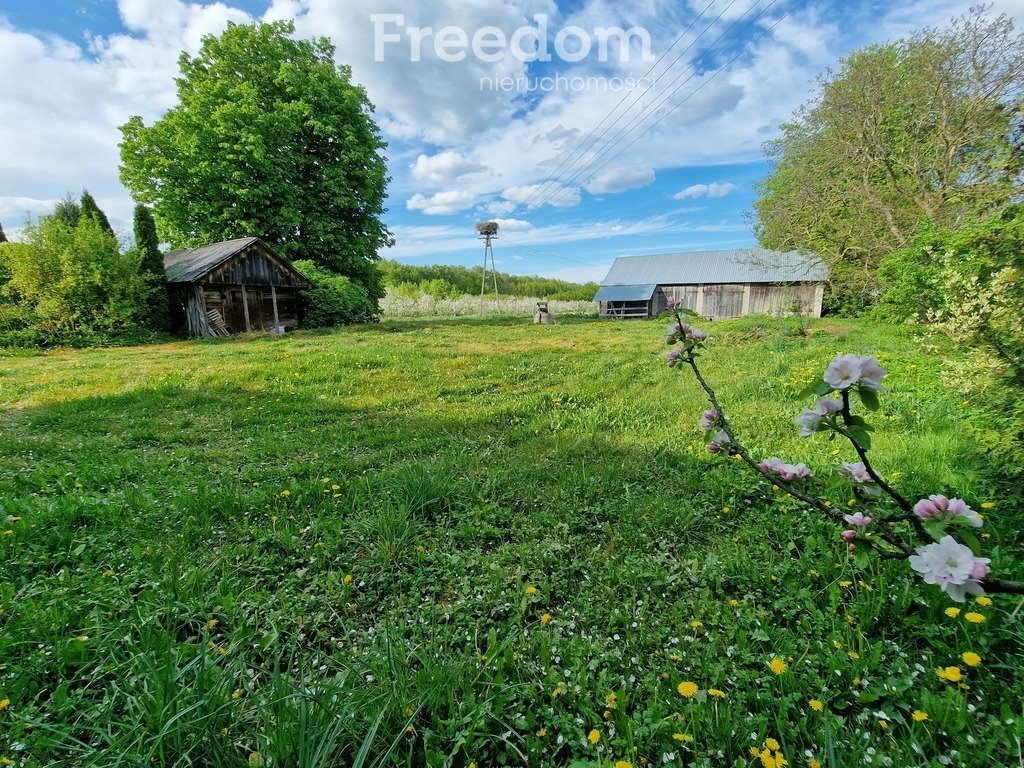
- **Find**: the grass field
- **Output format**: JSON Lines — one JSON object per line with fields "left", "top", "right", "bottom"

{"left": 0, "top": 316, "right": 1021, "bottom": 767}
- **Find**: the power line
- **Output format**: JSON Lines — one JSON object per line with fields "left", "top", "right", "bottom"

{"left": 530, "top": 0, "right": 799, "bottom": 217}
{"left": 522, "top": 0, "right": 786, "bottom": 218}
{"left": 504, "top": 0, "right": 731, "bottom": 217}
{"left": 502, "top": 239, "right": 602, "bottom": 268}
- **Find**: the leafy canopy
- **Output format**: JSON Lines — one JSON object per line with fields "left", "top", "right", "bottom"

{"left": 119, "top": 21, "right": 393, "bottom": 300}
{"left": 754, "top": 8, "right": 1024, "bottom": 312}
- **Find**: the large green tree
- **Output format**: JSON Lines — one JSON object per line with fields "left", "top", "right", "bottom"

{"left": 0, "top": 221, "right": 7, "bottom": 243}
{"left": 753, "top": 8, "right": 1024, "bottom": 312}
{"left": 119, "top": 21, "right": 393, "bottom": 300}
{"left": 133, "top": 204, "right": 171, "bottom": 331}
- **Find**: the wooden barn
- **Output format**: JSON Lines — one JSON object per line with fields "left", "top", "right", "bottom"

{"left": 594, "top": 248, "right": 828, "bottom": 319}
{"left": 164, "top": 237, "right": 314, "bottom": 336}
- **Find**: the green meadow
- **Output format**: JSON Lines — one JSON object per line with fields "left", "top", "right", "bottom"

{"left": 0, "top": 316, "right": 1021, "bottom": 767}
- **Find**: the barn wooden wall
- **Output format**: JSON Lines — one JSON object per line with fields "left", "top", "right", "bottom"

{"left": 651, "top": 283, "right": 823, "bottom": 320}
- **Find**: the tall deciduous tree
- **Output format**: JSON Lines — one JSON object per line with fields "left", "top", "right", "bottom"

{"left": 118, "top": 21, "right": 393, "bottom": 301}
{"left": 0, "top": 221, "right": 7, "bottom": 243}
{"left": 80, "top": 190, "right": 115, "bottom": 236}
{"left": 133, "top": 204, "right": 171, "bottom": 331}
{"left": 753, "top": 8, "right": 1024, "bottom": 312}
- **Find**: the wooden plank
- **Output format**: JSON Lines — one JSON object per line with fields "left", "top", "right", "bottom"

{"left": 241, "top": 285, "right": 251, "bottom": 332}
{"left": 271, "top": 284, "right": 280, "bottom": 331}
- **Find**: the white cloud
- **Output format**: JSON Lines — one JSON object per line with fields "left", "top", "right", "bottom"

{"left": 492, "top": 218, "right": 533, "bottom": 232}
{"left": 406, "top": 189, "right": 475, "bottom": 215}
{"left": 0, "top": 196, "right": 60, "bottom": 225}
{"left": 484, "top": 199, "right": 517, "bottom": 214}
{"left": 410, "top": 151, "right": 487, "bottom": 186}
{"left": 502, "top": 183, "right": 582, "bottom": 209}
{"left": 585, "top": 164, "right": 655, "bottom": 194}
{"left": 673, "top": 182, "right": 737, "bottom": 200}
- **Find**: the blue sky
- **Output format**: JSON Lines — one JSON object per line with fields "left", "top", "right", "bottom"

{"left": 2, "top": 0, "right": 1022, "bottom": 283}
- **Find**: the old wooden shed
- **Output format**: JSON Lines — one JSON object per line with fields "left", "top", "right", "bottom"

{"left": 594, "top": 248, "right": 828, "bottom": 319}
{"left": 164, "top": 237, "right": 314, "bottom": 336}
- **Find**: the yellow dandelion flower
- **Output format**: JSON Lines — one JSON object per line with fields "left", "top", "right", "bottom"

{"left": 937, "top": 666, "right": 962, "bottom": 682}
{"left": 944, "top": 607, "right": 961, "bottom": 618}
{"left": 76, "top": 635, "right": 88, "bottom": 642}
{"left": 961, "top": 651, "right": 981, "bottom": 667}
{"left": 343, "top": 574, "right": 353, "bottom": 585}
{"left": 614, "top": 762, "right": 633, "bottom": 768}
{"left": 231, "top": 689, "right": 242, "bottom": 700}
{"left": 279, "top": 490, "right": 290, "bottom": 497}
{"left": 540, "top": 613, "right": 552, "bottom": 625}
{"left": 878, "top": 720, "right": 888, "bottom": 730}
{"left": 975, "top": 596, "right": 993, "bottom": 607}
{"left": 810, "top": 760, "right": 822, "bottom": 768}
{"left": 912, "top": 710, "right": 928, "bottom": 722}
{"left": 980, "top": 501, "right": 995, "bottom": 509}
{"left": 847, "top": 651, "right": 860, "bottom": 660}
{"left": 728, "top": 599, "right": 739, "bottom": 607}
{"left": 0, "top": 699, "right": 9, "bottom": 711}
{"left": 605, "top": 692, "right": 617, "bottom": 708}
{"left": 691, "top": 620, "right": 703, "bottom": 629}
{"left": 587, "top": 728, "right": 601, "bottom": 744}
{"left": 677, "top": 681, "right": 699, "bottom": 697}
{"left": 838, "top": 580, "right": 853, "bottom": 588}
{"left": 964, "top": 612, "right": 986, "bottom": 624}
{"left": 672, "top": 733, "right": 693, "bottom": 743}
{"left": 525, "top": 585, "right": 539, "bottom": 596}
{"left": 769, "top": 657, "right": 787, "bottom": 675}
{"left": 708, "top": 688, "right": 726, "bottom": 699}
{"left": 809, "top": 699, "right": 823, "bottom": 712}
{"left": 764, "top": 737, "right": 780, "bottom": 752}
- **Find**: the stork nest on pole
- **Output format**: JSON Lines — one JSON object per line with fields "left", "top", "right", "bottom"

{"left": 476, "top": 221, "right": 499, "bottom": 237}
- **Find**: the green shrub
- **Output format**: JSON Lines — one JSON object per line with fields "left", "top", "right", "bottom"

{"left": 292, "top": 259, "right": 376, "bottom": 327}
{"left": 0, "top": 215, "right": 146, "bottom": 342}
{"left": 872, "top": 240, "right": 944, "bottom": 323}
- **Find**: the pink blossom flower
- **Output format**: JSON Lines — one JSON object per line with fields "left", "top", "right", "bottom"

{"left": 795, "top": 397, "right": 842, "bottom": 436}
{"left": 667, "top": 298, "right": 679, "bottom": 309}
{"left": 708, "top": 431, "right": 731, "bottom": 454}
{"left": 908, "top": 536, "right": 991, "bottom": 602}
{"left": 699, "top": 409, "right": 721, "bottom": 431}
{"left": 857, "top": 357, "right": 887, "bottom": 391}
{"left": 759, "top": 457, "right": 787, "bottom": 473}
{"left": 666, "top": 322, "right": 691, "bottom": 342}
{"left": 838, "top": 461, "right": 873, "bottom": 484}
{"left": 758, "top": 457, "right": 813, "bottom": 481}
{"left": 947, "top": 498, "right": 983, "bottom": 527}
{"left": 823, "top": 354, "right": 863, "bottom": 390}
{"left": 841, "top": 529, "right": 856, "bottom": 541}
{"left": 691, "top": 329, "right": 707, "bottom": 342}
{"left": 913, "top": 495, "right": 982, "bottom": 527}
{"left": 843, "top": 511, "right": 872, "bottom": 527}
{"left": 822, "top": 354, "right": 888, "bottom": 392}
{"left": 666, "top": 349, "right": 683, "bottom": 368}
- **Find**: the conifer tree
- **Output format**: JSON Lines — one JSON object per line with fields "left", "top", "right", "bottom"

{"left": 80, "top": 190, "right": 115, "bottom": 235}
{"left": 0, "top": 221, "right": 7, "bottom": 243}
{"left": 133, "top": 204, "right": 171, "bottom": 331}
{"left": 51, "top": 193, "right": 81, "bottom": 228}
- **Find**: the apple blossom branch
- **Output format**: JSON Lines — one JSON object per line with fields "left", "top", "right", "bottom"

{"left": 664, "top": 306, "right": 1024, "bottom": 599}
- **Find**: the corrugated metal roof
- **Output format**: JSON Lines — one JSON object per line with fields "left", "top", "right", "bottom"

{"left": 594, "top": 284, "right": 657, "bottom": 302}
{"left": 164, "top": 237, "right": 261, "bottom": 283}
{"left": 600, "top": 248, "right": 828, "bottom": 287}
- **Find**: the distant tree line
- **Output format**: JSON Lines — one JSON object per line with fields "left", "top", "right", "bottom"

{"left": 379, "top": 260, "right": 598, "bottom": 301}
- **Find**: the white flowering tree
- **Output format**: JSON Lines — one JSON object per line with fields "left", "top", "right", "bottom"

{"left": 664, "top": 305, "right": 1024, "bottom": 600}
